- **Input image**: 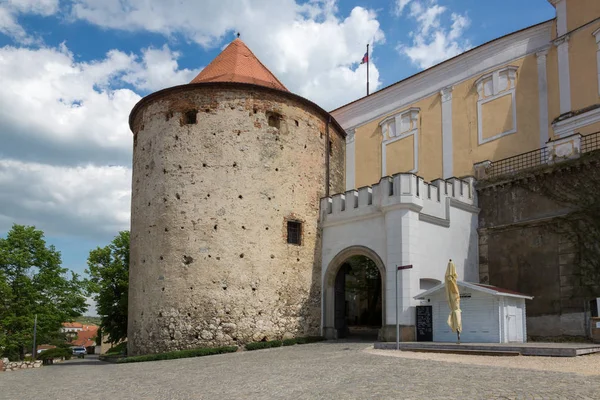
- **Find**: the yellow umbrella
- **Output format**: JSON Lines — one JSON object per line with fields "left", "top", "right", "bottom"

{"left": 445, "top": 259, "right": 462, "bottom": 343}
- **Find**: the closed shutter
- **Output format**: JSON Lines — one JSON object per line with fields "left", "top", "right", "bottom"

{"left": 433, "top": 294, "right": 499, "bottom": 343}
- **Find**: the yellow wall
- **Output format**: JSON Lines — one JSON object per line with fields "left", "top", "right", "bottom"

{"left": 566, "top": 0, "right": 600, "bottom": 33}
{"left": 353, "top": 93, "right": 442, "bottom": 187}
{"left": 481, "top": 94, "right": 515, "bottom": 141}
{"left": 578, "top": 120, "right": 600, "bottom": 135}
{"left": 386, "top": 135, "right": 414, "bottom": 174}
{"left": 452, "top": 54, "right": 541, "bottom": 176}
{"left": 354, "top": 119, "right": 381, "bottom": 187}
{"left": 569, "top": 21, "right": 600, "bottom": 112}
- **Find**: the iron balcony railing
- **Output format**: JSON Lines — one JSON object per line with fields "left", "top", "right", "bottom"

{"left": 483, "top": 130, "right": 600, "bottom": 179}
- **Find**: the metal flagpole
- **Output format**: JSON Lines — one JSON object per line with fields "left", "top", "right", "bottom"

{"left": 366, "top": 44, "right": 370, "bottom": 96}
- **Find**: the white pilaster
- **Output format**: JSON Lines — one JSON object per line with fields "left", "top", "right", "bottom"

{"left": 554, "top": 0, "right": 567, "bottom": 36}
{"left": 440, "top": 86, "right": 453, "bottom": 179}
{"left": 385, "top": 208, "right": 419, "bottom": 326}
{"left": 536, "top": 48, "right": 550, "bottom": 146}
{"left": 594, "top": 28, "right": 600, "bottom": 98}
{"left": 556, "top": 36, "right": 571, "bottom": 114}
{"left": 345, "top": 129, "right": 355, "bottom": 190}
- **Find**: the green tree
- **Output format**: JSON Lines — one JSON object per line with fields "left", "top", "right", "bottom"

{"left": 0, "top": 225, "right": 88, "bottom": 360}
{"left": 86, "top": 231, "right": 129, "bottom": 344}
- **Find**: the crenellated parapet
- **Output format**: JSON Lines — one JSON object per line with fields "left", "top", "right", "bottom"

{"left": 320, "top": 174, "right": 478, "bottom": 227}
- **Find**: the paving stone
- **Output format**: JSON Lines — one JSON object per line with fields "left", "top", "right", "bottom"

{"left": 1, "top": 343, "right": 599, "bottom": 399}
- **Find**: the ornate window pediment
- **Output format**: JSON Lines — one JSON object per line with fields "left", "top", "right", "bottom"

{"left": 379, "top": 107, "right": 420, "bottom": 175}
{"left": 380, "top": 107, "right": 419, "bottom": 142}
{"left": 475, "top": 66, "right": 518, "bottom": 145}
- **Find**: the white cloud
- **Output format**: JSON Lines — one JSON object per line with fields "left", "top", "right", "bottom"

{"left": 394, "top": 0, "right": 412, "bottom": 16}
{"left": 0, "top": 42, "right": 197, "bottom": 241}
{"left": 396, "top": 0, "right": 470, "bottom": 69}
{"left": 121, "top": 45, "right": 199, "bottom": 92}
{"left": 0, "top": 0, "right": 59, "bottom": 43}
{"left": 0, "top": 160, "right": 131, "bottom": 239}
{"left": 68, "top": 0, "right": 385, "bottom": 110}
{"left": 0, "top": 43, "right": 197, "bottom": 166}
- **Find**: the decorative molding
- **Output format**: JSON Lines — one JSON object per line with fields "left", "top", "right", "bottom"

{"left": 440, "top": 86, "right": 453, "bottom": 179}
{"left": 476, "top": 66, "right": 518, "bottom": 145}
{"left": 331, "top": 22, "right": 553, "bottom": 131}
{"left": 345, "top": 129, "right": 355, "bottom": 144}
{"left": 594, "top": 28, "right": 600, "bottom": 97}
{"left": 547, "top": 134, "right": 581, "bottom": 163}
{"left": 345, "top": 129, "right": 355, "bottom": 190}
{"left": 440, "top": 86, "right": 453, "bottom": 103}
{"left": 552, "top": 106, "right": 600, "bottom": 137}
{"left": 555, "top": 36, "right": 571, "bottom": 114}
{"left": 536, "top": 47, "right": 550, "bottom": 147}
{"left": 380, "top": 108, "right": 420, "bottom": 176}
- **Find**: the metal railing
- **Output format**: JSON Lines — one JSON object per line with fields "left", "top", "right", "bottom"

{"left": 483, "top": 130, "right": 600, "bottom": 179}
{"left": 581, "top": 130, "right": 600, "bottom": 154}
{"left": 485, "top": 147, "right": 548, "bottom": 177}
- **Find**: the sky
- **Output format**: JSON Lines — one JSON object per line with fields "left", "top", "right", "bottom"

{"left": 0, "top": 0, "right": 555, "bottom": 314}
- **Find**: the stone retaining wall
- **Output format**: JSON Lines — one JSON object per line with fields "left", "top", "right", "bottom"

{"left": 1, "top": 358, "right": 43, "bottom": 371}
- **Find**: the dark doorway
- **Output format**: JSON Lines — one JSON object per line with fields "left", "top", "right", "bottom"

{"left": 334, "top": 255, "right": 383, "bottom": 340}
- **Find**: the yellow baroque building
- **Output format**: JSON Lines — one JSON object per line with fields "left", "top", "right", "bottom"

{"left": 333, "top": 0, "right": 600, "bottom": 189}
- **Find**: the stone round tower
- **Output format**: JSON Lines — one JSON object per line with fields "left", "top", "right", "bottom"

{"left": 128, "top": 39, "right": 345, "bottom": 355}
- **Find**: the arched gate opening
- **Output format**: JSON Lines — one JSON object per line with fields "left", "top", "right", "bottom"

{"left": 323, "top": 246, "right": 386, "bottom": 340}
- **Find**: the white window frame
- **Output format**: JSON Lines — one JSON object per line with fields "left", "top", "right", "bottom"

{"left": 475, "top": 66, "right": 518, "bottom": 145}
{"left": 379, "top": 107, "right": 419, "bottom": 176}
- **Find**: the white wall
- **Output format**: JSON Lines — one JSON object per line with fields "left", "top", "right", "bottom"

{"left": 428, "top": 290, "right": 500, "bottom": 343}
{"left": 320, "top": 174, "right": 480, "bottom": 331}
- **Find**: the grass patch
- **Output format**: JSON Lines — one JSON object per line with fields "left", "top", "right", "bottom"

{"left": 245, "top": 340, "right": 282, "bottom": 351}
{"left": 249, "top": 336, "right": 325, "bottom": 349}
{"left": 116, "top": 346, "right": 238, "bottom": 363}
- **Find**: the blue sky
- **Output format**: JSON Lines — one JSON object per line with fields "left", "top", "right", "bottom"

{"left": 0, "top": 0, "right": 555, "bottom": 314}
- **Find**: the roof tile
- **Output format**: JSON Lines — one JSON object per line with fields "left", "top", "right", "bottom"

{"left": 190, "top": 39, "right": 288, "bottom": 92}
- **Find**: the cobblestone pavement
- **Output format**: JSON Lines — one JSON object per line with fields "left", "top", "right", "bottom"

{"left": 2, "top": 342, "right": 600, "bottom": 400}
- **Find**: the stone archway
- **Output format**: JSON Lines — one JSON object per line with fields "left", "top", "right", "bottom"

{"left": 322, "top": 246, "right": 386, "bottom": 340}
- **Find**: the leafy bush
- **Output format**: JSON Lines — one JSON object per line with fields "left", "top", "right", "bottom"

{"left": 281, "top": 336, "right": 326, "bottom": 347}
{"left": 106, "top": 341, "right": 127, "bottom": 355}
{"left": 304, "top": 336, "right": 325, "bottom": 343}
{"left": 37, "top": 348, "right": 72, "bottom": 361}
{"left": 117, "top": 346, "right": 238, "bottom": 363}
{"left": 245, "top": 340, "right": 283, "bottom": 351}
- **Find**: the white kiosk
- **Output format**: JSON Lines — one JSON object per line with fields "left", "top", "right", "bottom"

{"left": 415, "top": 281, "right": 533, "bottom": 343}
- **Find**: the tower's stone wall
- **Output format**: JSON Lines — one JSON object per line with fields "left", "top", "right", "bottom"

{"left": 128, "top": 84, "right": 345, "bottom": 355}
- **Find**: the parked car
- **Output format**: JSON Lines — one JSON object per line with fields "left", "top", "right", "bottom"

{"left": 71, "top": 347, "right": 87, "bottom": 357}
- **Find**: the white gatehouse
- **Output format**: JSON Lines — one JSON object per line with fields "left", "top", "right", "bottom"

{"left": 319, "top": 174, "right": 480, "bottom": 341}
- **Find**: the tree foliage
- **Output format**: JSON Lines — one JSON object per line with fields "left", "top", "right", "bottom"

{"left": 0, "top": 225, "right": 88, "bottom": 360}
{"left": 86, "top": 231, "right": 129, "bottom": 344}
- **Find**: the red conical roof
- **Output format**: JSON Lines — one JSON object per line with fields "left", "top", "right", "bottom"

{"left": 190, "top": 39, "right": 288, "bottom": 92}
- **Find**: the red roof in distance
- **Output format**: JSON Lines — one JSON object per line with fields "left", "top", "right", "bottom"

{"left": 190, "top": 39, "right": 288, "bottom": 92}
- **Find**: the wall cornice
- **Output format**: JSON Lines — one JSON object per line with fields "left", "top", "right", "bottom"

{"left": 331, "top": 21, "right": 553, "bottom": 130}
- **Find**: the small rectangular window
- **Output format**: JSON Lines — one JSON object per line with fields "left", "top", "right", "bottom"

{"left": 329, "top": 140, "right": 333, "bottom": 156}
{"left": 185, "top": 110, "right": 197, "bottom": 124}
{"left": 287, "top": 221, "right": 302, "bottom": 245}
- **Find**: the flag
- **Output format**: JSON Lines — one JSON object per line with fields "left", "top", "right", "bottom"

{"left": 360, "top": 52, "right": 368, "bottom": 64}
